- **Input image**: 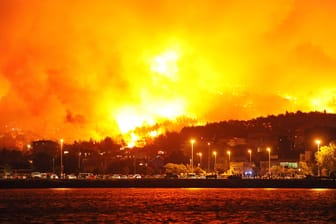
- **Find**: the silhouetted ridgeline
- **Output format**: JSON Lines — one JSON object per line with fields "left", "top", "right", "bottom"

{"left": 182, "top": 111, "right": 336, "bottom": 140}
{"left": 180, "top": 111, "right": 336, "bottom": 154}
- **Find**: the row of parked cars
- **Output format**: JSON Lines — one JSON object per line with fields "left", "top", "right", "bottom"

{"left": 1, "top": 172, "right": 81, "bottom": 180}
{"left": 1, "top": 172, "right": 161, "bottom": 180}
{"left": 2, "top": 172, "right": 227, "bottom": 180}
{"left": 31, "top": 172, "right": 77, "bottom": 179}
{"left": 28, "top": 172, "right": 144, "bottom": 180}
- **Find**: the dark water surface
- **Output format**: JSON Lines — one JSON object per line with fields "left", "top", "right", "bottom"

{"left": 0, "top": 188, "right": 335, "bottom": 223}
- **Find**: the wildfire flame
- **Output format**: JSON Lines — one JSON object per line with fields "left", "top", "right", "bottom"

{"left": 1, "top": 1, "right": 336, "bottom": 143}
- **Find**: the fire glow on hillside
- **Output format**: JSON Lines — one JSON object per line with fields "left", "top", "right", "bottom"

{"left": 1, "top": 0, "right": 336, "bottom": 145}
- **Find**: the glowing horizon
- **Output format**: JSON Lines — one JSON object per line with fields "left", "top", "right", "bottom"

{"left": 1, "top": 0, "right": 336, "bottom": 141}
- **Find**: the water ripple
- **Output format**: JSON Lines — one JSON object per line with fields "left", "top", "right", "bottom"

{"left": 0, "top": 188, "right": 335, "bottom": 223}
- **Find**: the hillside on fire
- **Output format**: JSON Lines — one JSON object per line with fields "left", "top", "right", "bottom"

{"left": 1, "top": 111, "right": 336, "bottom": 175}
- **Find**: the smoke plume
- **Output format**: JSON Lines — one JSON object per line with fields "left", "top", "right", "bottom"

{"left": 1, "top": 0, "right": 336, "bottom": 140}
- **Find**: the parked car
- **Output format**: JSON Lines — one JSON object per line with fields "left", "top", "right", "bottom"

{"left": 78, "top": 173, "right": 94, "bottom": 179}
{"left": 133, "top": 174, "right": 142, "bottom": 179}
{"left": 165, "top": 173, "right": 179, "bottom": 179}
{"left": 49, "top": 173, "right": 59, "bottom": 179}
{"left": 86, "top": 173, "right": 96, "bottom": 180}
{"left": 67, "top": 174, "right": 77, "bottom": 179}
{"left": 187, "top": 173, "right": 197, "bottom": 179}
{"left": 111, "top": 174, "right": 121, "bottom": 179}
{"left": 206, "top": 174, "right": 217, "bottom": 179}
{"left": 31, "top": 172, "right": 42, "bottom": 179}
{"left": 120, "top": 175, "right": 128, "bottom": 179}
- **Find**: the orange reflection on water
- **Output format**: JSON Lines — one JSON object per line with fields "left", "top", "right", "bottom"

{"left": 310, "top": 188, "right": 331, "bottom": 192}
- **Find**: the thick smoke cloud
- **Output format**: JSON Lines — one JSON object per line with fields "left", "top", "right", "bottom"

{"left": 1, "top": 0, "right": 336, "bottom": 140}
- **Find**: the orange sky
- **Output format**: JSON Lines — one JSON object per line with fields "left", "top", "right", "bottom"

{"left": 1, "top": 0, "right": 336, "bottom": 141}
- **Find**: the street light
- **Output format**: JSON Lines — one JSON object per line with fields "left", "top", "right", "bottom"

{"left": 248, "top": 149, "right": 252, "bottom": 163}
{"left": 207, "top": 142, "right": 211, "bottom": 172}
{"left": 227, "top": 150, "right": 231, "bottom": 162}
{"left": 190, "top": 139, "right": 195, "bottom": 173}
{"left": 267, "top": 147, "right": 271, "bottom": 176}
{"left": 213, "top": 151, "right": 217, "bottom": 172}
{"left": 197, "top": 152, "right": 202, "bottom": 167}
{"left": 60, "top": 138, "right": 64, "bottom": 179}
{"left": 227, "top": 150, "right": 231, "bottom": 174}
{"left": 315, "top": 139, "right": 321, "bottom": 176}
{"left": 78, "top": 152, "right": 81, "bottom": 172}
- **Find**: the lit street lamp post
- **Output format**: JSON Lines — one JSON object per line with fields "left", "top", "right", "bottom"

{"left": 267, "top": 147, "right": 271, "bottom": 176}
{"left": 227, "top": 150, "right": 231, "bottom": 173}
{"left": 213, "top": 151, "right": 217, "bottom": 172}
{"left": 190, "top": 139, "right": 195, "bottom": 173}
{"left": 207, "top": 142, "right": 211, "bottom": 172}
{"left": 315, "top": 139, "right": 321, "bottom": 176}
{"left": 248, "top": 149, "right": 252, "bottom": 163}
{"left": 78, "top": 152, "right": 81, "bottom": 172}
{"left": 198, "top": 152, "right": 202, "bottom": 167}
{"left": 60, "top": 139, "right": 64, "bottom": 179}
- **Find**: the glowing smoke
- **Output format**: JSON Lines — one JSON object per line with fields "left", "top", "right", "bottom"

{"left": 1, "top": 0, "right": 336, "bottom": 141}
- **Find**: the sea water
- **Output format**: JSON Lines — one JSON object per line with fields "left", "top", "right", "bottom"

{"left": 0, "top": 188, "right": 335, "bottom": 223}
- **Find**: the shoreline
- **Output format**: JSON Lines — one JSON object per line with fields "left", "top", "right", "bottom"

{"left": 1, "top": 179, "right": 335, "bottom": 189}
